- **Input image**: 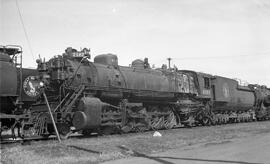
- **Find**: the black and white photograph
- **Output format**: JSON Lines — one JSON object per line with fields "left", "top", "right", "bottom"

{"left": 1, "top": 0, "right": 270, "bottom": 163}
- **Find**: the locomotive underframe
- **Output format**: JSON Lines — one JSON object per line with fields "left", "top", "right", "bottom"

{"left": 33, "top": 83, "right": 208, "bottom": 137}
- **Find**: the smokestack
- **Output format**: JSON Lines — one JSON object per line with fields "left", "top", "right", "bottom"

{"left": 167, "top": 58, "right": 171, "bottom": 69}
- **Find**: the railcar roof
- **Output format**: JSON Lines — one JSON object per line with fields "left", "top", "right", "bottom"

{"left": 0, "top": 46, "right": 22, "bottom": 56}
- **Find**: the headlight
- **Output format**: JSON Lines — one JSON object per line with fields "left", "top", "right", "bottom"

{"left": 40, "top": 81, "right": 44, "bottom": 87}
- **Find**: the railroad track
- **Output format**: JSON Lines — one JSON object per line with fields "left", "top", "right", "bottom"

{"left": 0, "top": 135, "right": 56, "bottom": 145}
{"left": 2, "top": 119, "right": 269, "bottom": 146}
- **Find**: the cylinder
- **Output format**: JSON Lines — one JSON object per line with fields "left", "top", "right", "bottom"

{"left": 72, "top": 97, "right": 102, "bottom": 130}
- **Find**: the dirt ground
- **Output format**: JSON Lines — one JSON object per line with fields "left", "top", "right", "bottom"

{"left": 1, "top": 121, "right": 270, "bottom": 164}
{"left": 103, "top": 128, "right": 270, "bottom": 164}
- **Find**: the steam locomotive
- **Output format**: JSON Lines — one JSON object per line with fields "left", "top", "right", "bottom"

{"left": 0, "top": 45, "right": 39, "bottom": 138}
{"left": 34, "top": 47, "right": 270, "bottom": 137}
{"left": 1, "top": 46, "right": 270, "bottom": 140}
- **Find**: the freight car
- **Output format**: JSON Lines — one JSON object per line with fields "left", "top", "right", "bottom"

{"left": 0, "top": 45, "right": 40, "bottom": 139}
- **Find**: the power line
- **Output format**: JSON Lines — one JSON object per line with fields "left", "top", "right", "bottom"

{"left": 15, "top": 0, "right": 35, "bottom": 61}
{"left": 172, "top": 52, "right": 270, "bottom": 60}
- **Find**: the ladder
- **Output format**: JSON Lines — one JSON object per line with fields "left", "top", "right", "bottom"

{"left": 14, "top": 51, "right": 23, "bottom": 102}
{"left": 54, "top": 85, "right": 85, "bottom": 113}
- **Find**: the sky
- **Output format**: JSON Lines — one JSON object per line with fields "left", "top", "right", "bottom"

{"left": 1, "top": 0, "right": 270, "bottom": 86}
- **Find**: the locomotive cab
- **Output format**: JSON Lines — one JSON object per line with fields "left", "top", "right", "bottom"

{"left": 196, "top": 72, "right": 213, "bottom": 99}
{"left": 178, "top": 70, "right": 210, "bottom": 98}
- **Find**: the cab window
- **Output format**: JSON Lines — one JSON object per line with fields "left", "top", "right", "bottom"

{"left": 204, "top": 77, "right": 210, "bottom": 89}
{"left": 183, "top": 74, "right": 190, "bottom": 93}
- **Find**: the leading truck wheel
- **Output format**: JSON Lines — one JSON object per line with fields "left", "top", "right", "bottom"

{"left": 57, "top": 123, "right": 71, "bottom": 140}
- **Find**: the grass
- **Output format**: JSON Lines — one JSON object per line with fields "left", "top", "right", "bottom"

{"left": 1, "top": 121, "right": 270, "bottom": 164}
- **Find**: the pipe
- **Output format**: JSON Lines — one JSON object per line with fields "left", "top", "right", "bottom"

{"left": 43, "top": 91, "right": 61, "bottom": 143}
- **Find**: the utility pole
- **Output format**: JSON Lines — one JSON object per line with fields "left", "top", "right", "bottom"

{"left": 167, "top": 58, "right": 172, "bottom": 69}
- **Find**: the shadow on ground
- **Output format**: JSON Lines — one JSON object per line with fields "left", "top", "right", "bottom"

{"left": 68, "top": 145, "right": 101, "bottom": 154}
{"left": 118, "top": 145, "right": 263, "bottom": 164}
